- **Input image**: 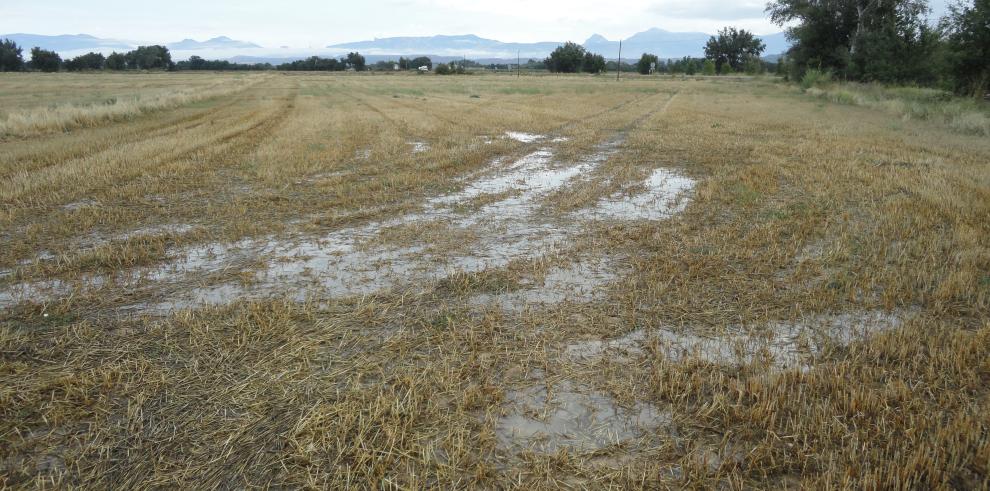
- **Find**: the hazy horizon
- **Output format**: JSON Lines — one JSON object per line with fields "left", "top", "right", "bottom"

{"left": 2, "top": 0, "right": 956, "bottom": 49}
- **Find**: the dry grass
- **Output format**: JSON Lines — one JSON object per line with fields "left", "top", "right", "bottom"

{"left": 0, "top": 73, "right": 269, "bottom": 138}
{"left": 1, "top": 72, "right": 988, "bottom": 488}
{"left": 804, "top": 82, "right": 990, "bottom": 136}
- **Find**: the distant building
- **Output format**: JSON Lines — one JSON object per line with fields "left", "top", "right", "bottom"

{"left": 393, "top": 63, "right": 400, "bottom": 71}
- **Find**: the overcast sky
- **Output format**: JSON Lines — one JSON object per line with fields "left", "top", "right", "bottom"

{"left": 2, "top": 0, "right": 955, "bottom": 47}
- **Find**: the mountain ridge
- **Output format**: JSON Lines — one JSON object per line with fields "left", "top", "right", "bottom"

{"left": 2, "top": 29, "right": 791, "bottom": 61}
{"left": 330, "top": 29, "right": 791, "bottom": 59}
{"left": 167, "top": 36, "right": 262, "bottom": 50}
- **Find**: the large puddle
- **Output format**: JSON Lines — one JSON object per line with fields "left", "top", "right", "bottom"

{"left": 565, "top": 310, "right": 910, "bottom": 370}
{"left": 496, "top": 377, "right": 668, "bottom": 454}
{"left": 582, "top": 168, "right": 695, "bottom": 220}
{"left": 1, "top": 131, "right": 696, "bottom": 313}
{"left": 469, "top": 255, "right": 625, "bottom": 312}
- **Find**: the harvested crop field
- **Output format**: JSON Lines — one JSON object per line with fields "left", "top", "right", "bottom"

{"left": 1, "top": 72, "right": 989, "bottom": 488}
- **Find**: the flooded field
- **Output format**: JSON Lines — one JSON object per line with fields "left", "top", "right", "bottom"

{"left": 1, "top": 72, "right": 989, "bottom": 488}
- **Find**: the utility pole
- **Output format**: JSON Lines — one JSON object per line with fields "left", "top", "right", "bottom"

{"left": 517, "top": 50, "right": 520, "bottom": 78}
{"left": 616, "top": 40, "right": 622, "bottom": 81}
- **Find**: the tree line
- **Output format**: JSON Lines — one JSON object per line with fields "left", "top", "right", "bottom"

{"left": 0, "top": 42, "right": 372, "bottom": 73}
{"left": 536, "top": 0, "right": 988, "bottom": 97}
{"left": 768, "top": 0, "right": 988, "bottom": 96}
{"left": 0, "top": 43, "right": 176, "bottom": 72}
{"left": 275, "top": 52, "right": 367, "bottom": 71}
{"left": 2, "top": 0, "right": 984, "bottom": 95}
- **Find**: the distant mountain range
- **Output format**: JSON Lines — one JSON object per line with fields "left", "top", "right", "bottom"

{"left": 0, "top": 33, "right": 262, "bottom": 53}
{"left": 330, "top": 29, "right": 791, "bottom": 60}
{"left": 1, "top": 29, "right": 791, "bottom": 62}
{"left": 0, "top": 33, "right": 133, "bottom": 52}
{"left": 167, "top": 36, "right": 262, "bottom": 50}
{"left": 584, "top": 28, "right": 791, "bottom": 60}
{"left": 329, "top": 34, "right": 563, "bottom": 59}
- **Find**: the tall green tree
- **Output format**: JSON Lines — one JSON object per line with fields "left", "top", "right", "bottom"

{"left": 544, "top": 42, "right": 586, "bottom": 73}
{"left": 345, "top": 52, "right": 366, "bottom": 71}
{"left": 583, "top": 52, "right": 606, "bottom": 73}
{"left": 669, "top": 56, "right": 701, "bottom": 75}
{"left": 125, "top": 45, "right": 172, "bottom": 70}
{"left": 767, "top": 0, "right": 937, "bottom": 82}
{"left": 637, "top": 53, "right": 660, "bottom": 74}
{"left": 849, "top": 0, "right": 938, "bottom": 83}
{"left": 65, "top": 52, "right": 106, "bottom": 71}
{"left": 941, "top": 0, "right": 990, "bottom": 97}
{"left": 410, "top": 56, "right": 432, "bottom": 70}
{"left": 30, "top": 47, "right": 61, "bottom": 72}
{"left": 704, "top": 27, "right": 766, "bottom": 74}
{"left": 0, "top": 38, "right": 25, "bottom": 72}
{"left": 105, "top": 52, "right": 126, "bottom": 70}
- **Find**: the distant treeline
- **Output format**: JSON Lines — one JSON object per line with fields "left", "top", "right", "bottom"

{"left": 0, "top": 44, "right": 177, "bottom": 72}
{"left": 2, "top": 0, "right": 985, "bottom": 97}
{"left": 176, "top": 56, "right": 272, "bottom": 71}
{"left": 0, "top": 38, "right": 752, "bottom": 77}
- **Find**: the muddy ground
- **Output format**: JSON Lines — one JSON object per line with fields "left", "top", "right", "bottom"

{"left": 1, "top": 72, "right": 988, "bottom": 488}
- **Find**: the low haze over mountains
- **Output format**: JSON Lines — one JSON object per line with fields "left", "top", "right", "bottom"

{"left": 0, "top": 33, "right": 263, "bottom": 54}
{"left": 167, "top": 36, "right": 262, "bottom": 50}
{"left": 331, "top": 29, "right": 790, "bottom": 60}
{"left": 0, "top": 33, "right": 133, "bottom": 52}
{"left": 2, "top": 29, "right": 791, "bottom": 62}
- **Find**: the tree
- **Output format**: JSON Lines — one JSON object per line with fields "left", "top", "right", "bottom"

{"left": 0, "top": 38, "right": 24, "bottom": 72}
{"left": 544, "top": 42, "right": 586, "bottom": 73}
{"left": 848, "top": 0, "right": 938, "bottom": 83}
{"left": 106, "top": 52, "right": 126, "bottom": 70}
{"left": 186, "top": 55, "right": 208, "bottom": 70}
{"left": 410, "top": 56, "right": 432, "bottom": 70}
{"left": 767, "top": 0, "right": 937, "bottom": 82}
{"left": 670, "top": 56, "right": 701, "bottom": 75}
{"left": 345, "top": 52, "right": 366, "bottom": 71}
{"left": 125, "top": 45, "right": 172, "bottom": 70}
{"left": 276, "top": 56, "right": 343, "bottom": 71}
{"left": 65, "top": 52, "right": 106, "bottom": 71}
{"left": 704, "top": 27, "right": 766, "bottom": 74}
{"left": 30, "top": 47, "right": 61, "bottom": 72}
{"left": 941, "top": 0, "right": 990, "bottom": 97}
{"left": 743, "top": 55, "right": 765, "bottom": 75}
{"left": 583, "top": 52, "right": 606, "bottom": 73}
{"left": 637, "top": 53, "right": 660, "bottom": 74}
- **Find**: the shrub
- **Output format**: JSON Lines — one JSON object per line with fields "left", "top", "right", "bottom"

{"left": 702, "top": 60, "right": 716, "bottom": 76}
{"left": 800, "top": 68, "right": 832, "bottom": 90}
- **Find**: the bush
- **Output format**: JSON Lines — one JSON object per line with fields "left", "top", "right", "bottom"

{"left": 702, "top": 60, "right": 716, "bottom": 76}
{"left": 434, "top": 63, "right": 466, "bottom": 75}
{"left": 800, "top": 68, "right": 832, "bottom": 90}
{"left": 803, "top": 81, "right": 989, "bottom": 136}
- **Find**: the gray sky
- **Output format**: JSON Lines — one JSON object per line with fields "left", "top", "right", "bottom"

{"left": 2, "top": 0, "right": 955, "bottom": 47}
